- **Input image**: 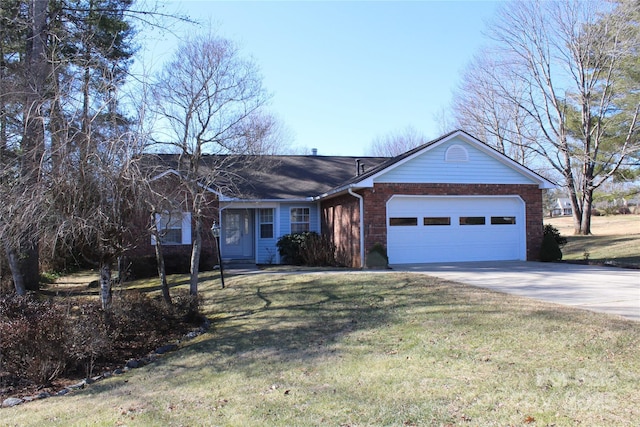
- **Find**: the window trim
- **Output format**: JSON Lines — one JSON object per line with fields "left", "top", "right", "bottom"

{"left": 259, "top": 208, "right": 274, "bottom": 239}
{"left": 290, "top": 207, "right": 310, "bottom": 234}
{"left": 151, "top": 211, "right": 191, "bottom": 245}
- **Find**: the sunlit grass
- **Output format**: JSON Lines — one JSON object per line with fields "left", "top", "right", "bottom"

{"left": 545, "top": 215, "right": 640, "bottom": 267}
{"left": 3, "top": 271, "right": 639, "bottom": 426}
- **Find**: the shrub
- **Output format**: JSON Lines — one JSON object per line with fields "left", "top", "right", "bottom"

{"left": 300, "top": 233, "right": 337, "bottom": 266}
{"left": 366, "top": 243, "right": 389, "bottom": 269}
{"left": 0, "top": 290, "right": 199, "bottom": 391}
{"left": 277, "top": 232, "right": 336, "bottom": 266}
{"left": 540, "top": 225, "right": 564, "bottom": 262}
{"left": 543, "top": 224, "right": 567, "bottom": 247}
{"left": 0, "top": 295, "right": 69, "bottom": 385}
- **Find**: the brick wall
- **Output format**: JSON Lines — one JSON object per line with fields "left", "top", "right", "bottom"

{"left": 362, "top": 183, "right": 544, "bottom": 261}
{"left": 125, "top": 174, "right": 220, "bottom": 276}
{"left": 321, "top": 193, "right": 361, "bottom": 267}
{"left": 321, "top": 183, "right": 545, "bottom": 267}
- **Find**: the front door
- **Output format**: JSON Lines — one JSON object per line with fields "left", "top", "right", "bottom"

{"left": 221, "top": 209, "right": 254, "bottom": 259}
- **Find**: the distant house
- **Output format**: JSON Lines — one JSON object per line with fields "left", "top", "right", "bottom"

{"left": 130, "top": 130, "right": 555, "bottom": 269}
{"left": 550, "top": 198, "right": 573, "bottom": 217}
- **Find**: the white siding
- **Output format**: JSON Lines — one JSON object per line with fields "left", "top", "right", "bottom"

{"left": 278, "top": 202, "right": 321, "bottom": 235}
{"left": 375, "top": 137, "right": 537, "bottom": 185}
{"left": 256, "top": 207, "right": 278, "bottom": 264}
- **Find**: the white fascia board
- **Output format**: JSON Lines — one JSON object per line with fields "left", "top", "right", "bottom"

{"left": 360, "top": 130, "right": 556, "bottom": 190}
{"left": 220, "top": 198, "right": 314, "bottom": 205}
{"left": 314, "top": 183, "right": 371, "bottom": 201}
{"left": 453, "top": 133, "right": 556, "bottom": 189}
{"left": 149, "top": 169, "right": 182, "bottom": 182}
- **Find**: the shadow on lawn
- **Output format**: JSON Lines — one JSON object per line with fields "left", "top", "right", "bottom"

{"left": 148, "top": 275, "right": 517, "bottom": 369}
{"left": 81, "top": 272, "right": 636, "bottom": 399}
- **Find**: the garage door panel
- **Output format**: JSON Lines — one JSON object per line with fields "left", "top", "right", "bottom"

{"left": 387, "top": 196, "right": 525, "bottom": 264}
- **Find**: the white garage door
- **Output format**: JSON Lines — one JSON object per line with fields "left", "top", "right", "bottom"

{"left": 387, "top": 195, "right": 526, "bottom": 264}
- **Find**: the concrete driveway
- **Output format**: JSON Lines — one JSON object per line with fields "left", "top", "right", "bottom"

{"left": 391, "top": 261, "right": 640, "bottom": 321}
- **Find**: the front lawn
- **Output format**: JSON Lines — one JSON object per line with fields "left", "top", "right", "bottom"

{"left": 545, "top": 215, "right": 640, "bottom": 267}
{"left": 2, "top": 271, "right": 639, "bottom": 426}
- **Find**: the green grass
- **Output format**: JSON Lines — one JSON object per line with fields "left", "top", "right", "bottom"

{"left": 3, "top": 271, "right": 639, "bottom": 426}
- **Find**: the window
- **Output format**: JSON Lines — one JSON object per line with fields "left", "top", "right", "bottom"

{"left": 290, "top": 208, "right": 310, "bottom": 233}
{"left": 491, "top": 216, "right": 516, "bottom": 225}
{"left": 259, "top": 208, "right": 274, "bottom": 239}
{"left": 424, "top": 217, "right": 451, "bottom": 226}
{"left": 389, "top": 217, "right": 418, "bottom": 226}
{"left": 153, "top": 212, "right": 191, "bottom": 245}
{"left": 459, "top": 216, "right": 486, "bottom": 225}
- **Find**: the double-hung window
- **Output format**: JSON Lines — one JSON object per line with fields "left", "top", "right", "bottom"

{"left": 259, "top": 208, "right": 274, "bottom": 239}
{"left": 290, "top": 208, "right": 310, "bottom": 233}
{"left": 152, "top": 212, "right": 191, "bottom": 245}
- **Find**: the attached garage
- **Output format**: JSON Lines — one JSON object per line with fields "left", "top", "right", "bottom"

{"left": 319, "top": 130, "right": 555, "bottom": 267}
{"left": 386, "top": 195, "right": 526, "bottom": 264}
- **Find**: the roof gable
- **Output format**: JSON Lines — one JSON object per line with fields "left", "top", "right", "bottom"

{"left": 355, "top": 130, "right": 554, "bottom": 190}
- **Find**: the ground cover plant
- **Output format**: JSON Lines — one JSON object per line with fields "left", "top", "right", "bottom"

{"left": 545, "top": 215, "right": 640, "bottom": 267}
{"left": 2, "top": 270, "right": 638, "bottom": 426}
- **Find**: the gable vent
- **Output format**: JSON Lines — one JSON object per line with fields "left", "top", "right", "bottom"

{"left": 445, "top": 144, "right": 469, "bottom": 162}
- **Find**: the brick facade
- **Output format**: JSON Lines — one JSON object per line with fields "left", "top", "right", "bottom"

{"left": 321, "top": 193, "right": 361, "bottom": 267}
{"left": 125, "top": 174, "right": 220, "bottom": 277}
{"left": 322, "top": 183, "right": 544, "bottom": 268}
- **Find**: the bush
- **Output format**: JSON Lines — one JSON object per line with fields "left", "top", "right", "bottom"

{"left": 543, "top": 224, "right": 567, "bottom": 247}
{"left": 277, "top": 232, "right": 336, "bottom": 266}
{"left": 0, "top": 290, "right": 199, "bottom": 391}
{"left": 0, "top": 295, "right": 69, "bottom": 385}
{"left": 300, "top": 233, "right": 337, "bottom": 266}
{"left": 366, "top": 243, "right": 389, "bottom": 269}
{"left": 540, "top": 225, "right": 564, "bottom": 262}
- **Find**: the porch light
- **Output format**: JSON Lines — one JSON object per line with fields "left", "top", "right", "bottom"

{"left": 211, "top": 221, "right": 225, "bottom": 289}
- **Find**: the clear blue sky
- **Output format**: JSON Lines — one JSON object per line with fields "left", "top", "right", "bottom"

{"left": 139, "top": 1, "right": 501, "bottom": 155}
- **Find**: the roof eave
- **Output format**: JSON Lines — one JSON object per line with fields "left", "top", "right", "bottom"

{"left": 313, "top": 181, "right": 373, "bottom": 201}
{"left": 221, "top": 197, "right": 316, "bottom": 203}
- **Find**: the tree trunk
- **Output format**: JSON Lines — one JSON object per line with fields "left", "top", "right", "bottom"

{"left": 151, "top": 212, "right": 171, "bottom": 305}
{"left": 189, "top": 213, "right": 202, "bottom": 297}
{"left": 20, "top": 243, "right": 40, "bottom": 292}
{"left": 5, "top": 243, "right": 26, "bottom": 296}
{"left": 580, "top": 188, "right": 594, "bottom": 236}
{"left": 100, "top": 259, "right": 113, "bottom": 311}
{"left": 14, "top": 0, "right": 49, "bottom": 292}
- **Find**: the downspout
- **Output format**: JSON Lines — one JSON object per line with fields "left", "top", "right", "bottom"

{"left": 348, "top": 187, "right": 365, "bottom": 269}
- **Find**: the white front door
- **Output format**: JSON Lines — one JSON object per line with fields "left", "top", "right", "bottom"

{"left": 221, "top": 209, "right": 254, "bottom": 259}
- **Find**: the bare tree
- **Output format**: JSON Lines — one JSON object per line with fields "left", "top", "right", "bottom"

{"left": 151, "top": 33, "right": 273, "bottom": 298}
{"left": 452, "top": 51, "right": 538, "bottom": 165}
{"left": 367, "top": 125, "right": 427, "bottom": 157}
{"left": 459, "top": 0, "right": 639, "bottom": 235}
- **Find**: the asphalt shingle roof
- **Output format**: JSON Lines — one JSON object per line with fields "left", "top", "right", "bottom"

{"left": 148, "top": 154, "right": 389, "bottom": 200}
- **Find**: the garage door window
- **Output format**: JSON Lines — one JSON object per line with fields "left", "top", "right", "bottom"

{"left": 460, "top": 216, "right": 486, "bottom": 225}
{"left": 390, "top": 217, "right": 418, "bottom": 226}
{"left": 424, "top": 217, "right": 451, "bottom": 226}
{"left": 491, "top": 216, "right": 516, "bottom": 225}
